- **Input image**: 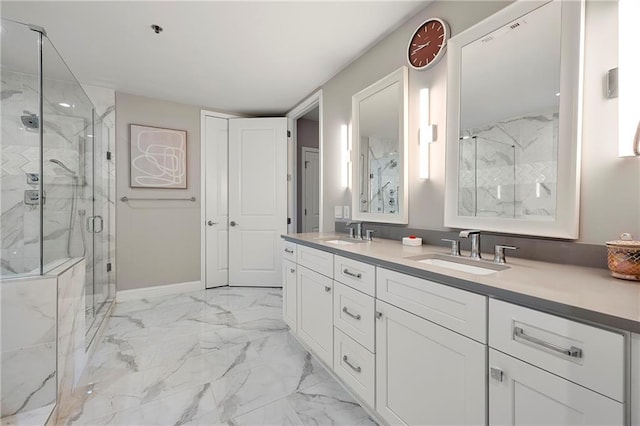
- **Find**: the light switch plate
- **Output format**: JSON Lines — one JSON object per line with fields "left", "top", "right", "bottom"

{"left": 334, "top": 206, "right": 343, "bottom": 219}
{"left": 343, "top": 205, "right": 350, "bottom": 219}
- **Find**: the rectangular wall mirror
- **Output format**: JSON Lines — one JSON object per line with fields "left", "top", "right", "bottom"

{"left": 444, "top": 0, "right": 584, "bottom": 239}
{"left": 352, "top": 66, "right": 408, "bottom": 224}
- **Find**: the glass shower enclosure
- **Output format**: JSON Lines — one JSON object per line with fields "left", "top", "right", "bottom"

{"left": 1, "top": 19, "right": 113, "bottom": 421}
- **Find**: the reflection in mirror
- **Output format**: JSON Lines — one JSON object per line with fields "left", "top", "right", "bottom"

{"left": 359, "top": 81, "right": 400, "bottom": 214}
{"left": 458, "top": 0, "right": 560, "bottom": 220}
{"left": 352, "top": 67, "right": 408, "bottom": 224}
{"left": 445, "top": 0, "right": 584, "bottom": 238}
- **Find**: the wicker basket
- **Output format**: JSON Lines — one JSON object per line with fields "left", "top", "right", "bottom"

{"left": 606, "top": 234, "right": 640, "bottom": 281}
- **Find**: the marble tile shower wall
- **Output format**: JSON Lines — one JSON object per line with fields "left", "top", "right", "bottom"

{"left": 363, "top": 136, "right": 399, "bottom": 214}
{"left": 459, "top": 110, "right": 558, "bottom": 218}
{"left": 1, "top": 70, "right": 90, "bottom": 275}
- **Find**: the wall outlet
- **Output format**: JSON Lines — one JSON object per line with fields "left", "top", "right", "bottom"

{"left": 343, "top": 205, "right": 350, "bottom": 219}
{"left": 334, "top": 206, "right": 343, "bottom": 219}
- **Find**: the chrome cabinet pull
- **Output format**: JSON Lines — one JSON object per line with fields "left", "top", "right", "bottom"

{"left": 513, "top": 327, "right": 583, "bottom": 359}
{"left": 343, "top": 268, "right": 362, "bottom": 279}
{"left": 207, "top": 220, "right": 218, "bottom": 226}
{"left": 284, "top": 248, "right": 294, "bottom": 254}
{"left": 342, "top": 307, "right": 361, "bottom": 320}
{"left": 490, "top": 367, "right": 504, "bottom": 382}
{"left": 290, "top": 268, "right": 295, "bottom": 273}
{"left": 342, "top": 355, "right": 361, "bottom": 373}
{"left": 375, "top": 311, "right": 383, "bottom": 319}
{"left": 324, "top": 286, "right": 331, "bottom": 292}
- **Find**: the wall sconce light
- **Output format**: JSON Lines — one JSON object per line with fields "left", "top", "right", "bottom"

{"left": 419, "top": 88, "right": 436, "bottom": 178}
{"left": 619, "top": 0, "right": 640, "bottom": 157}
{"left": 341, "top": 124, "right": 350, "bottom": 187}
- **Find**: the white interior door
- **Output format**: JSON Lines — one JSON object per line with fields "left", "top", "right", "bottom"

{"left": 302, "top": 148, "right": 320, "bottom": 232}
{"left": 229, "top": 117, "right": 287, "bottom": 287}
{"left": 204, "top": 115, "right": 229, "bottom": 288}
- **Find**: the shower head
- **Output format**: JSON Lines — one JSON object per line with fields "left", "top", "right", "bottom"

{"left": 21, "top": 112, "right": 39, "bottom": 130}
{"left": 49, "top": 159, "right": 77, "bottom": 177}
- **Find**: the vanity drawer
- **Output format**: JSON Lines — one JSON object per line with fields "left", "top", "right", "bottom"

{"left": 334, "top": 255, "right": 376, "bottom": 296}
{"left": 282, "top": 241, "right": 297, "bottom": 261}
{"left": 376, "top": 268, "right": 487, "bottom": 343}
{"left": 489, "top": 299, "right": 625, "bottom": 402}
{"left": 333, "top": 281, "right": 375, "bottom": 352}
{"left": 297, "top": 245, "right": 333, "bottom": 278}
{"left": 333, "top": 327, "right": 375, "bottom": 409}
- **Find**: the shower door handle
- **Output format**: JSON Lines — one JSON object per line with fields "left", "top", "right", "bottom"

{"left": 86, "top": 216, "right": 104, "bottom": 233}
{"left": 94, "top": 216, "right": 104, "bottom": 233}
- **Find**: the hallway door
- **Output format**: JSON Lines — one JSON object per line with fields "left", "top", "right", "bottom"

{"left": 204, "top": 115, "right": 229, "bottom": 288}
{"left": 302, "top": 148, "right": 320, "bottom": 232}
{"left": 228, "top": 118, "right": 287, "bottom": 286}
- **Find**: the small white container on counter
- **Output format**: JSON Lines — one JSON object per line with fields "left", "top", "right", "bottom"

{"left": 402, "top": 236, "right": 422, "bottom": 246}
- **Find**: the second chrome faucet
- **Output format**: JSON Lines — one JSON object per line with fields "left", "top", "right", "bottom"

{"left": 459, "top": 229, "right": 482, "bottom": 260}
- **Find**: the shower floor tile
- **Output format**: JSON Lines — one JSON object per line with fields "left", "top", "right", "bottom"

{"left": 58, "top": 287, "right": 376, "bottom": 426}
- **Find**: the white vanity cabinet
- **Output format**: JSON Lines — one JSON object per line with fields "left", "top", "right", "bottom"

{"left": 489, "top": 349, "right": 623, "bottom": 425}
{"left": 489, "top": 300, "right": 625, "bottom": 425}
{"left": 375, "top": 300, "right": 486, "bottom": 425}
{"left": 281, "top": 237, "right": 635, "bottom": 426}
{"left": 282, "top": 259, "right": 297, "bottom": 330}
{"left": 282, "top": 242, "right": 298, "bottom": 330}
{"left": 295, "top": 246, "right": 334, "bottom": 367}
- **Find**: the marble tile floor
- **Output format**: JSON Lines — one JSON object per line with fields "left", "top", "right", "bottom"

{"left": 57, "top": 287, "right": 377, "bottom": 426}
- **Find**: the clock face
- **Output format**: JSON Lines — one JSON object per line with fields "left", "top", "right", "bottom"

{"left": 408, "top": 19, "right": 449, "bottom": 70}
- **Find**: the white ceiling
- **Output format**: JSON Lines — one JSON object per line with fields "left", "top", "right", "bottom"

{"left": 1, "top": 1, "right": 429, "bottom": 115}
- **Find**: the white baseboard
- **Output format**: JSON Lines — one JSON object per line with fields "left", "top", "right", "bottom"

{"left": 116, "top": 280, "right": 203, "bottom": 303}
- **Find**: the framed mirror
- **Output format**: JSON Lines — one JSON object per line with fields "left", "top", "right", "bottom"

{"left": 444, "top": 0, "right": 584, "bottom": 239}
{"left": 352, "top": 66, "right": 408, "bottom": 224}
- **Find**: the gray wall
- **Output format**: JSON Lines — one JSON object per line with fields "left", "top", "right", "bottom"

{"left": 297, "top": 118, "right": 319, "bottom": 231}
{"left": 115, "top": 92, "right": 201, "bottom": 290}
{"left": 321, "top": 0, "right": 639, "bottom": 245}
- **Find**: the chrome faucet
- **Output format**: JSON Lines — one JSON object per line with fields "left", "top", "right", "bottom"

{"left": 459, "top": 230, "right": 482, "bottom": 260}
{"left": 346, "top": 221, "right": 363, "bottom": 239}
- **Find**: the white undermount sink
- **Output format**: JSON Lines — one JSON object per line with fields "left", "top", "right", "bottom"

{"left": 322, "top": 238, "right": 368, "bottom": 245}
{"left": 324, "top": 239, "right": 355, "bottom": 245}
{"left": 406, "top": 254, "right": 509, "bottom": 275}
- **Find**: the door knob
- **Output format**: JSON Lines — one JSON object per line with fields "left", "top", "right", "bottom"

{"left": 230, "top": 221, "right": 238, "bottom": 227}
{"left": 207, "top": 220, "right": 217, "bottom": 226}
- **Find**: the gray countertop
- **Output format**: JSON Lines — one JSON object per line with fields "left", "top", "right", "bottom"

{"left": 282, "top": 233, "right": 640, "bottom": 334}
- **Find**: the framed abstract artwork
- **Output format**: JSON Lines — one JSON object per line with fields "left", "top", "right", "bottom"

{"left": 129, "top": 124, "right": 187, "bottom": 189}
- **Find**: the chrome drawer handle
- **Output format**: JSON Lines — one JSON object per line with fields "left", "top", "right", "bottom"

{"left": 324, "top": 286, "right": 331, "bottom": 292}
{"left": 290, "top": 268, "right": 295, "bottom": 273}
{"left": 513, "top": 327, "right": 583, "bottom": 359}
{"left": 342, "top": 355, "right": 361, "bottom": 373}
{"left": 342, "top": 307, "right": 361, "bottom": 320}
{"left": 343, "top": 268, "right": 362, "bottom": 279}
{"left": 284, "top": 248, "right": 294, "bottom": 254}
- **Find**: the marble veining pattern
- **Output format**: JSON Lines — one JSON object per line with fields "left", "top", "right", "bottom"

{"left": 459, "top": 110, "right": 558, "bottom": 219}
{"left": 58, "top": 287, "right": 377, "bottom": 425}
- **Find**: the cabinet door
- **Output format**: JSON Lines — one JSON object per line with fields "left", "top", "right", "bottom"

{"left": 376, "top": 300, "right": 486, "bottom": 425}
{"left": 489, "top": 349, "right": 624, "bottom": 426}
{"left": 297, "top": 265, "right": 333, "bottom": 367}
{"left": 282, "top": 259, "right": 297, "bottom": 330}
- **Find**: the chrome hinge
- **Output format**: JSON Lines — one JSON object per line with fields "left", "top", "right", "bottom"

{"left": 106, "top": 151, "right": 112, "bottom": 160}
{"left": 287, "top": 174, "right": 292, "bottom": 181}
{"left": 287, "top": 130, "right": 291, "bottom": 137}
{"left": 106, "top": 262, "right": 112, "bottom": 272}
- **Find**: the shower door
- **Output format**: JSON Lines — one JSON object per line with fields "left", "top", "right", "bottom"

{"left": 85, "top": 111, "right": 110, "bottom": 341}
